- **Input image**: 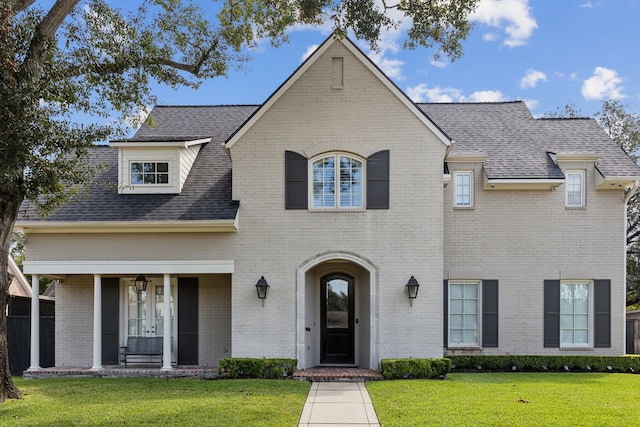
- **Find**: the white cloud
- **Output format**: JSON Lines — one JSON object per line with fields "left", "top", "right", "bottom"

{"left": 520, "top": 69, "right": 547, "bottom": 89}
{"left": 407, "top": 84, "right": 506, "bottom": 103}
{"left": 581, "top": 67, "right": 625, "bottom": 100}
{"left": 430, "top": 59, "right": 448, "bottom": 69}
{"left": 407, "top": 84, "right": 463, "bottom": 103}
{"left": 470, "top": 0, "right": 538, "bottom": 47}
{"left": 579, "top": 1, "right": 595, "bottom": 8}
{"left": 301, "top": 44, "right": 319, "bottom": 62}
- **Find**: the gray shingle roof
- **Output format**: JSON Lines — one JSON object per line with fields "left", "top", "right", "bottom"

{"left": 18, "top": 101, "right": 640, "bottom": 223}
{"left": 18, "top": 105, "right": 259, "bottom": 223}
{"left": 418, "top": 101, "right": 640, "bottom": 179}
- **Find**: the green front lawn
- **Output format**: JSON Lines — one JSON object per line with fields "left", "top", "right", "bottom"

{"left": 367, "top": 372, "right": 640, "bottom": 426}
{"left": 1, "top": 378, "right": 310, "bottom": 426}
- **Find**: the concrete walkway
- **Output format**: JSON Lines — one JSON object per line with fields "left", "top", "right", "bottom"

{"left": 298, "top": 382, "right": 380, "bottom": 426}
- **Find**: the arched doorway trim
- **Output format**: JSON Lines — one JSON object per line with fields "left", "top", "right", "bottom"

{"left": 296, "top": 251, "right": 378, "bottom": 369}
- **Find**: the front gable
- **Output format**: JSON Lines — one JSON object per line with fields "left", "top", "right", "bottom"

{"left": 225, "top": 35, "right": 451, "bottom": 151}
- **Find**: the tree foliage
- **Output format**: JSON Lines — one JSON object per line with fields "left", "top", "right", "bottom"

{"left": 0, "top": 0, "right": 480, "bottom": 402}
{"left": 545, "top": 101, "right": 640, "bottom": 307}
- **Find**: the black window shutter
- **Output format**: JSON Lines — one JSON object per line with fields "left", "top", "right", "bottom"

{"left": 367, "top": 150, "right": 390, "bottom": 209}
{"left": 285, "top": 151, "right": 307, "bottom": 209}
{"left": 594, "top": 279, "right": 611, "bottom": 348}
{"left": 178, "top": 277, "right": 199, "bottom": 365}
{"left": 544, "top": 280, "right": 560, "bottom": 347}
{"left": 443, "top": 280, "right": 448, "bottom": 347}
{"left": 482, "top": 280, "right": 499, "bottom": 348}
{"left": 101, "top": 278, "right": 120, "bottom": 365}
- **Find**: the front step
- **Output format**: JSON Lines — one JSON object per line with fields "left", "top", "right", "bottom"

{"left": 292, "top": 367, "right": 383, "bottom": 382}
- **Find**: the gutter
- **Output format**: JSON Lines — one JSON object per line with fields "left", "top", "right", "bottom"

{"left": 625, "top": 180, "right": 640, "bottom": 204}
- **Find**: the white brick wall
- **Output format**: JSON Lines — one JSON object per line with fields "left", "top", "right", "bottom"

{"left": 55, "top": 276, "right": 93, "bottom": 366}
{"left": 444, "top": 161, "right": 627, "bottom": 355}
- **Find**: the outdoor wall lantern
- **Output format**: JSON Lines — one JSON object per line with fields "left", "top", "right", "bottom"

{"left": 255, "top": 276, "right": 270, "bottom": 306}
{"left": 133, "top": 275, "right": 149, "bottom": 292}
{"left": 406, "top": 275, "right": 420, "bottom": 306}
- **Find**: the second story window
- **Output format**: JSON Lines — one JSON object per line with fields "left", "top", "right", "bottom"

{"left": 311, "top": 154, "right": 363, "bottom": 209}
{"left": 566, "top": 171, "right": 585, "bottom": 207}
{"left": 454, "top": 171, "right": 473, "bottom": 208}
{"left": 131, "top": 161, "right": 169, "bottom": 185}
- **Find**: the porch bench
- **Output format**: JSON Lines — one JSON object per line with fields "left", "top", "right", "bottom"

{"left": 119, "top": 336, "right": 163, "bottom": 367}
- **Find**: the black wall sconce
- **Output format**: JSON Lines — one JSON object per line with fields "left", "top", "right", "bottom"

{"left": 406, "top": 275, "right": 420, "bottom": 306}
{"left": 255, "top": 276, "right": 270, "bottom": 306}
{"left": 133, "top": 275, "right": 149, "bottom": 292}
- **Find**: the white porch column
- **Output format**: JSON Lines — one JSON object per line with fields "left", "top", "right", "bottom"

{"left": 161, "top": 273, "right": 172, "bottom": 371}
{"left": 27, "top": 275, "right": 40, "bottom": 371}
{"left": 91, "top": 274, "right": 102, "bottom": 371}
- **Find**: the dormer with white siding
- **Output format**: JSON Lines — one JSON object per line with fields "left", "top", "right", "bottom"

{"left": 110, "top": 138, "right": 208, "bottom": 194}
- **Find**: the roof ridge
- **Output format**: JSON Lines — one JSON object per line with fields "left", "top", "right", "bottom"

{"left": 416, "top": 101, "right": 525, "bottom": 106}
{"left": 538, "top": 117, "right": 593, "bottom": 121}
{"left": 154, "top": 104, "right": 261, "bottom": 108}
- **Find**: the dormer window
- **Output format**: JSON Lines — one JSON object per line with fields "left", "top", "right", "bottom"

{"left": 131, "top": 161, "right": 170, "bottom": 185}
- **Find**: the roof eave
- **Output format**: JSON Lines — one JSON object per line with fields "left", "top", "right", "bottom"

{"left": 15, "top": 218, "right": 239, "bottom": 234}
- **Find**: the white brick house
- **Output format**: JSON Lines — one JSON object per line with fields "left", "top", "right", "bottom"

{"left": 16, "top": 35, "right": 640, "bottom": 372}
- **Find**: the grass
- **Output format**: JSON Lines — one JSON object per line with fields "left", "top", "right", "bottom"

{"left": 0, "top": 378, "right": 310, "bottom": 426}
{"left": 367, "top": 372, "right": 640, "bottom": 426}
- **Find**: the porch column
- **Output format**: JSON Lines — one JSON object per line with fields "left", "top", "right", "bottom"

{"left": 161, "top": 273, "right": 172, "bottom": 371}
{"left": 27, "top": 274, "right": 40, "bottom": 371}
{"left": 91, "top": 274, "right": 102, "bottom": 371}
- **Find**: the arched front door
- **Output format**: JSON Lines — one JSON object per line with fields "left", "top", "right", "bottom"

{"left": 321, "top": 274, "right": 355, "bottom": 364}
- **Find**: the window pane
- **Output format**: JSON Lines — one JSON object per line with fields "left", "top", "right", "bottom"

{"left": 450, "top": 300, "right": 463, "bottom": 314}
{"left": 450, "top": 314, "right": 463, "bottom": 328}
{"left": 157, "top": 162, "right": 169, "bottom": 173}
{"left": 312, "top": 157, "right": 335, "bottom": 207}
{"left": 144, "top": 174, "right": 156, "bottom": 184}
{"left": 450, "top": 330, "right": 463, "bottom": 343}
{"left": 144, "top": 163, "right": 156, "bottom": 173}
{"left": 463, "top": 329, "right": 478, "bottom": 344}
{"left": 131, "top": 163, "right": 143, "bottom": 173}
{"left": 574, "top": 329, "right": 589, "bottom": 344}
{"left": 339, "top": 156, "right": 362, "bottom": 208}
{"left": 464, "top": 284, "right": 478, "bottom": 298}
{"left": 131, "top": 174, "right": 143, "bottom": 184}
{"left": 464, "top": 299, "right": 478, "bottom": 314}
{"left": 157, "top": 174, "right": 169, "bottom": 184}
{"left": 463, "top": 314, "right": 477, "bottom": 329}
{"left": 450, "top": 284, "right": 463, "bottom": 299}
{"left": 560, "top": 314, "right": 573, "bottom": 328}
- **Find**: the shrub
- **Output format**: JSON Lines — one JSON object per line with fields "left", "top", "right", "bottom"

{"left": 218, "top": 358, "right": 298, "bottom": 379}
{"left": 381, "top": 358, "right": 451, "bottom": 379}
{"left": 448, "top": 355, "right": 640, "bottom": 373}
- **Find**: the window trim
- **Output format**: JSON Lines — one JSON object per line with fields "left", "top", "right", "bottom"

{"left": 447, "top": 280, "right": 481, "bottom": 348}
{"left": 453, "top": 171, "right": 474, "bottom": 208}
{"left": 308, "top": 152, "right": 366, "bottom": 211}
{"left": 129, "top": 160, "right": 172, "bottom": 186}
{"left": 559, "top": 280, "right": 593, "bottom": 348}
{"left": 565, "top": 170, "right": 585, "bottom": 208}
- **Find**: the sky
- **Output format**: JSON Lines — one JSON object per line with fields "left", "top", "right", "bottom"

{"left": 121, "top": 0, "right": 640, "bottom": 126}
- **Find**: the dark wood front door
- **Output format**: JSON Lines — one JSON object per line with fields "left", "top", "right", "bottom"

{"left": 321, "top": 274, "right": 355, "bottom": 364}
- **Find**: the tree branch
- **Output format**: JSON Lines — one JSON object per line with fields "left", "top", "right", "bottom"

{"left": 21, "top": 0, "right": 80, "bottom": 80}
{"left": 10, "top": 0, "right": 36, "bottom": 13}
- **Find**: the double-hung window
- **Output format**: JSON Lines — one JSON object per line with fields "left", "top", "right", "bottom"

{"left": 131, "top": 161, "right": 169, "bottom": 185}
{"left": 311, "top": 154, "right": 363, "bottom": 209}
{"left": 454, "top": 171, "right": 473, "bottom": 208}
{"left": 565, "top": 171, "right": 585, "bottom": 207}
{"left": 448, "top": 282, "right": 479, "bottom": 346}
{"left": 560, "top": 282, "right": 591, "bottom": 346}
